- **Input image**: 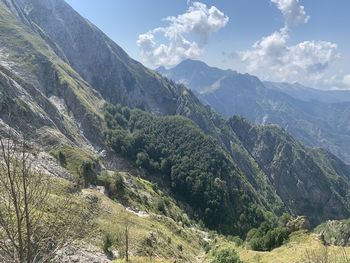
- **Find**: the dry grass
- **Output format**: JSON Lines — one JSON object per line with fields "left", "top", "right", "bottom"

{"left": 84, "top": 189, "right": 204, "bottom": 262}
{"left": 206, "top": 231, "right": 350, "bottom": 263}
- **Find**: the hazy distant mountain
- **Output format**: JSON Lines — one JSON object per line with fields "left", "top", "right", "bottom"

{"left": 158, "top": 59, "right": 350, "bottom": 164}
{"left": 264, "top": 81, "right": 350, "bottom": 103}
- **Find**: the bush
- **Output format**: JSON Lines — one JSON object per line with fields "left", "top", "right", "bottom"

{"left": 156, "top": 198, "right": 166, "bottom": 214}
{"left": 203, "top": 241, "right": 211, "bottom": 253}
{"left": 246, "top": 224, "right": 290, "bottom": 251}
{"left": 98, "top": 172, "right": 126, "bottom": 199}
{"left": 315, "top": 219, "right": 350, "bottom": 246}
{"left": 114, "top": 173, "right": 125, "bottom": 193}
{"left": 227, "top": 235, "right": 243, "bottom": 246}
{"left": 136, "top": 152, "right": 150, "bottom": 169}
{"left": 80, "top": 161, "right": 97, "bottom": 187}
{"left": 58, "top": 151, "right": 66, "bottom": 167}
{"left": 211, "top": 247, "right": 242, "bottom": 263}
{"left": 102, "top": 232, "right": 114, "bottom": 257}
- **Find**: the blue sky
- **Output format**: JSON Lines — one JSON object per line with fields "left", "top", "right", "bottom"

{"left": 65, "top": 0, "right": 350, "bottom": 89}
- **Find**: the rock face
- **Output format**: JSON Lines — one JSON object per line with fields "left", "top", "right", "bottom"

{"left": 9, "top": 0, "right": 182, "bottom": 115}
{"left": 54, "top": 245, "right": 110, "bottom": 263}
{"left": 158, "top": 59, "right": 350, "bottom": 164}
{"left": 0, "top": 0, "right": 105, "bottom": 148}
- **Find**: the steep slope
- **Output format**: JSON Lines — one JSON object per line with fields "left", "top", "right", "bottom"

{"left": 159, "top": 59, "right": 350, "bottom": 164}
{"left": 228, "top": 116, "right": 350, "bottom": 225}
{"left": 7, "top": 0, "right": 184, "bottom": 115}
{"left": 2, "top": 0, "right": 350, "bottom": 240}
{"left": 0, "top": 0, "right": 105, "bottom": 148}
{"left": 103, "top": 104, "right": 350, "bottom": 229}
{"left": 0, "top": 0, "right": 281, "bottom": 237}
{"left": 103, "top": 104, "right": 285, "bottom": 236}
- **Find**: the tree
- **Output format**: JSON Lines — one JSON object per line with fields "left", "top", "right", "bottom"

{"left": 0, "top": 133, "right": 90, "bottom": 263}
{"left": 211, "top": 247, "right": 242, "bottom": 263}
{"left": 156, "top": 197, "right": 167, "bottom": 214}
{"left": 113, "top": 209, "right": 133, "bottom": 262}
{"left": 135, "top": 152, "right": 150, "bottom": 169}
{"left": 144, "top": 231, "right": 158, "bottom": 261}
{"left": 122, "top": 212, "right": 132, "bottom": 262}
{"left": 114, "top": 173, "right": 125, "bottom": 197}
{"left": 58, "top": 151, "right": 67, "bottom": 167}
{"left": 102, "top": 232, "right": 114, "bottom": 258}
{"left": 246, "top": 223, "right": 290, "bottom": 251}
{"left": 80, "top": 160, "right": 96, "bottom": 187}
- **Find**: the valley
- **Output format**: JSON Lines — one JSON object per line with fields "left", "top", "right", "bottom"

{"left": 0, "top": 0, "right": 350, "bottom": 262}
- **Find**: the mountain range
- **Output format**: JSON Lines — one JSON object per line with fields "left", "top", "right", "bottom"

{"left": 158, "top": 59, "right": 350, "bottom": 164}
{"left": 1, "top": 0, "right": 350, "bottom": 260}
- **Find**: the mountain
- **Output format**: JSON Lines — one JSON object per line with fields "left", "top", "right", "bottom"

{"left": 0, "top": 0, "right": 276, "bottom": 236}
{"left": 2, "top": 0, "right": 350, "bottom": 260}
{"left": 229, "top": 116, "right": 350, "bottom": 224}
{"left": 264, "top": 81, "right": 350, "bottom": 103}
{"left": 157, "top": 59, "right": 235, "bottom": 94}
{"left": 158, "top": 59, "right": 350, "bottom": 164}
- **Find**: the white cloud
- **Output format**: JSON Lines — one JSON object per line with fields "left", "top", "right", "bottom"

{"left": 323, "top": 74, "right": 350, "bottom": 90}
{"left": 241, "top": 29, "right": 288, "bottom": 73}
{"left": 240, "top": 0, "right": 338, "bottom": 85}
{"left": 241, "top": 29, "right": 338, "bottom": 83}
{"left": 343, "top": 74, "right": 350, "bottom": 87}
{"left": 271, "top": 0, "right": 309, "bottom": 28}
{"left": 137, "top": 2, "right": 229, "bottom": 68}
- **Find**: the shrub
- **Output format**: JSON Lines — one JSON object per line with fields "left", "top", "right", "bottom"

{"left": 203, "top": 241, "right": 211, "bottom": 253}
{"left": 98, "top": 172, "right": 126, "bottom": 199}
{"left": 211, "top": 247, "right": 242, "bottom": 263}
{"left": 246, "top": 224, "right": 290, "bottom": 251}
{"left": 156, "top": 198, "right": 166, "bottom": 214}
{"left": 58, "top": 151, "right": 67, "bottom": 167}
{"left": 227, "top": 235, "right": 243, "bottom": 246}
{"left": 80, "top": 160, "right": 97, "bottom": 187}
{"left": 102, "top": 232, "right": 114, "bottom": 257}
{"left": 114, "top": 173, "right": 125, "bottom": 196}
{"left": 136, "top": 152, "right": 150, "bottom": 169}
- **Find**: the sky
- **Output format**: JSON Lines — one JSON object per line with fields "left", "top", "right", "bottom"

{"left": 65, "top": 0, "right": 350, "bottom": 90}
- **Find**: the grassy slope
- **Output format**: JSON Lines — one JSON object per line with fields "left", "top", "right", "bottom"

{"left": 47, "top": 145, "right": 205, "bottom": 262}
{"left": 94, "top": 189, "right": 203, "bottom": 262}
{"left": 67, "top": 185, "right": 205, "bottom": 262}
{"left": 49, "top": 146, "right": 350, "bottom": 263}
{"left": 204, "top": 231, "right": 350, "bottom": 263}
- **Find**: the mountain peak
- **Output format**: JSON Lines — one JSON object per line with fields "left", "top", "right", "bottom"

{"left": 176, "top": 59, "right": 209, "bottom": 68}
{"left": 157, "top": 59, "right": 237, "bottom": 92}
{"left": 175, "top": 59, "right": 234, "bottom": 74}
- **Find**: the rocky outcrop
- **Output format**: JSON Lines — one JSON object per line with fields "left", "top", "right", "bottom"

{"left": 54, "top": 245, "right": 110, "bottom": 263}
